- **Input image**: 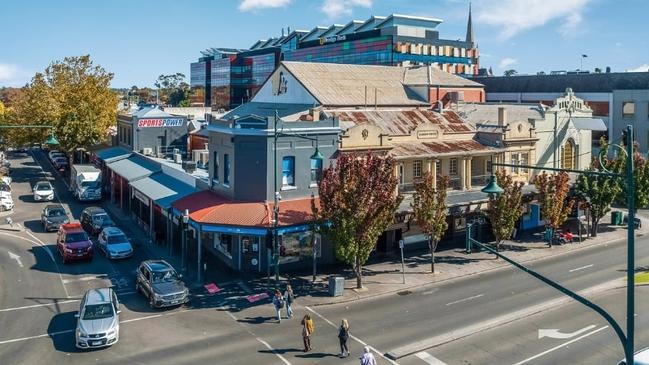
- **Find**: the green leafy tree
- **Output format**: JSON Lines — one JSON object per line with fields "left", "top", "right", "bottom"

{"left": 312, "top": 152, "right": 403, "bottom": 289}
{"left": 612, "top": 141, "right": 649, "bottom": 213}
{"left": 534, "top": 171, "right": 574, "bottom": 245}
{"left": 503, "top": 69, "right": 518, "bottom": 77}
{"left": 411, "top": 173, "right": 449, "bottom": 273}
{"left": 576, "top": 139, "right": 622, "bottom": 236}
{"left": 13, "top": 55, "right": 118, "bottom": 154}
{"left": 155, "top": 73, "right": 190, "bottom": 106}
{"left": 0, "top": 100, "right": 5, "bottom": 120}
{"left": 486, "top": 170, "right": 524, "bottom": 251}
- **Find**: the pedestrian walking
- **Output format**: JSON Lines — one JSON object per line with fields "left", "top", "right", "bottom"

{"left": 301, "top": 314, "right": 314, "bottom": 351}
{"left": 284, "top": 284, "right": 294, "bottom": 319}
{"left": 338, "top": 319, "right": 350, "bottom": 357}
{"left": 359, "top": 346, "right": 377, "bottom": 365}
{"left": 272, "top": 289, "right": 284, "bottom": 322}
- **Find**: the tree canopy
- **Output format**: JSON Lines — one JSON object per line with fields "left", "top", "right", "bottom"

{"left": 411, "top": 173, "right": 448, "bottom": 273}
{"left": 486, "top": 170, "right": 524, "bottom": 251}
{"left": 155, "top": 73, "right": 190, "bottom": 107}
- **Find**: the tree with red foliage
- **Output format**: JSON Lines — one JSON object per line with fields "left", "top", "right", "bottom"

{"left": 312, "top": 152, "right": 403, "bottom": 289}
{"left": 411, "top": 173, "right": 449, "bottom": 273}
{"left": 534, "top": 171, "right": 575, "bottom": 246}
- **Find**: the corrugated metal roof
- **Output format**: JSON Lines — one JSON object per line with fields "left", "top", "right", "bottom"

{"left": 95, "top": 146, "right": 131, "bottom": 164}
{"left": 389, "top": 139, "right": 500, "bottom": 158}
{"left": 130, "top": 174, "right": 197, "bottom": 210}
{"left": 282, "top": 62, "right": 428, "bottom": 107}
{"left": 457, "top": 103, "right": 545, "bottom": 126}
{"left": 571, "top": 117, "right": 607, "bottom": 131}
{"left": 475, "top": 72, "right": 649, "bottom": 93}
{"left": 133, "top": 107, "right": 174, "bottom": 119}
{"left": 107, "top": 154, "right": 161, "bottom": 182}
{"left": 221, "top": 102, "right": 313, "bottom": 121}
{"left": 404, "top": 66, "right": 484, "bottom": 87}
{"left": 326, "top": 108, "right": 474, "bottom": 135}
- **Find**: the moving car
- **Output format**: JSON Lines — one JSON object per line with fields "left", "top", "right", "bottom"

{"left": 56, "top": 222, "right": 93, "bottom": 263}
{"left": 0, "top": 195, "right": 13, "bottom": 212}
{"left": 41, "top": 204, "right": 69, "bottom": 231}
{"left": 48, "top": 150, "right": 65, "bottom": 160}
{"left": 52, "top": 157, "right": 69, "bottom": 171}
{"left": 618, "top": 347, "right": 649, "bottom": 364}
{"left": 33, "top": 181, "right": 55, "bottom": 202}
{"left": 80, "top": 207, "right": 114, "bottom": 235}
{"left": 97, "top": 227, "right": 133, "bottom": 259}
{"left": 136, "top": 260, "right": 189, "bottom": 308}
{"left": 75, "top": 287, "right": 120, "bottom": 349}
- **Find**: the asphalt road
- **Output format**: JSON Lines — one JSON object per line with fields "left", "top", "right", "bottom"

{"left": 0, "top": 149, "right": 647, "bottom": 365}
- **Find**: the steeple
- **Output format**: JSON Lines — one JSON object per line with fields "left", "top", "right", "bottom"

{"left": 466, "top": 2, "right": 475, "bottom": 45}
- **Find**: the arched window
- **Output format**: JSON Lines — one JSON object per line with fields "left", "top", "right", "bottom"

{"left": 561, "top": 139, "right": 576, "bottom": 170}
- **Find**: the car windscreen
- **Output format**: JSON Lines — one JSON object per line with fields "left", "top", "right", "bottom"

{"left": 48, "top": 208, "right": 66, "bottom": 217}
{"left": 82, "top": 303, "right": 114, "bottom": 320}
{"left": 65, "top": 232, "right": 89, "bottom": 243}
{"left": 151, "top": 269, "right": 179, "bottom": 284}
{"left": 93, "top": 213, "right": 112, "bottom": 224}
{"left": 36, "top": 184, "right": 51, "bottom": 191}
{"left": 81, "top": 181, "right": 100, "bottom": 188}
{"left": 106, "top": 234, "right": 128, "bottom": 245}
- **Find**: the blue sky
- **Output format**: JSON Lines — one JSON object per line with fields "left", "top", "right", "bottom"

{"left": 1, "top": 0, "right": 648, "bottom": 88}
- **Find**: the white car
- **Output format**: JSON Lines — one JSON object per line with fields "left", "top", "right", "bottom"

{"left": 1, "top": 176, "right": 11, "bottom": 185}
{"left": 618, "top": 347, "right": 649, "bottom": 365}
{"left": 0, "top": 196, "right": 14, "bottom": 212}
{"left": 75, "top": 288, "right": 120, "bottom": 349}
{"left": 33, "top": 181, "right": 55, "bottom": 202}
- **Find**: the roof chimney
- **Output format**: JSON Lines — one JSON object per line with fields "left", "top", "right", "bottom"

{"left": 498, "top": 107, "right": 508, "bottom": 127}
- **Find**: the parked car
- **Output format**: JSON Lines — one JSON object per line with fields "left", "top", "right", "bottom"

{"left": 0, "top": 196, "right": 14, "bottom": 212}
{"left": 41, "top": 204, "right": 69, "bottom": 231}
{"left": 0, "top": 182, "right": 10, "bottom": 193}
{"left": 48, "top": 150, "right": 64, "bottom": 160}
{"left": 136, "top": 260, "right": 189, "bottom": 308}
{"left": 56, "top": 222, "right": 93, "bottom": 263}
{"left": 617, "top": 347, "right": 649, "bottom": 364}
{"left": 1, "top": 176, "right": 11, "bottom": 185}
{"left": 75, "top": 287, "right": 120, "bottom": 349}
{"left": 33, "top": 181, "right": 55, "bottom": 202}
{"left": 80, "top": 207, "right": 114, "bottom": 235}
{"left": 97, "top": 227, "right": 133, "bottom": 259}
{"left": 52, "top": 157, "right": 69, "bottom": 170}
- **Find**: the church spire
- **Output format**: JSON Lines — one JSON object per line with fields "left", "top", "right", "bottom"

{"left": 466, "top": 2, "right": 475, "bottom": 45}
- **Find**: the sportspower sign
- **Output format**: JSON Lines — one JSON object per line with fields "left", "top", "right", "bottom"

{"left": 137, "top": 118, "right": 184, "bottom": 128}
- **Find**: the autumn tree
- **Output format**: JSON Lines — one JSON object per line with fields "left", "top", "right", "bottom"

{"left": 610, "top": 141, "right": 649, "bottom": 213}
{"left": 486, "top": 170, "right": 524, "bottom": 251}
{"left": 411, "top": 173, "right": 449, "bottom": 273}
{"left": 12, "top": 55, "right": 118, "bottom": 154}
{"left": 534, "top": 171, "right": 575, "bottom": 245}
{"left": 312, "top": 152, "right": 403, "bottom": 289}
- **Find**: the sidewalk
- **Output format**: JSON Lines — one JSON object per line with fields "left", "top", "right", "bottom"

{"left": 281, "top": 209, "right": 649, "bottom": 307}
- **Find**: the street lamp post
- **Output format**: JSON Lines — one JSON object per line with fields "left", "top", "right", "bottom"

{"left": 181, "top": 208, "right": 189, "bottom": 273}
{"left": 474, "top": 125, "right": 635, "bottom": 364}
{"left": 272, "top": 111, "right": 324, "bottom": 283}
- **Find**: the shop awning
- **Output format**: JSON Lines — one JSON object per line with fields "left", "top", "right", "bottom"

{"left": 95, "top": 146, "right": 132, "bottom": 164}
{"left": 130, "top": 173, "right": 197, "bottom": 210}
{"left": 107, "top": 154, "right": 161, "bottom": 182}
{"left": 571, "top": 117, "right": 607, "bottom": 131}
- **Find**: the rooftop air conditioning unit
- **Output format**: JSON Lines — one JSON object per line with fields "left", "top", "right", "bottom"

{"left": 174, "top": 153, "right": 182, "bottom": 164}
{"left": 142, "top": 147, "right": 153, "bottom": 156}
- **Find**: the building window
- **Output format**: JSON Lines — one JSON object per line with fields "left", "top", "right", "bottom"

{"left": 511, "top": 153, "right": 519, "bottom": 173}
{"left": 520, "top": 153, "right": 529, "bottom": 173}
{"left": 623, "top": 102, "right": 635, "bottom": 118}
{"left": 213, "top": 233, "right": 232, "bottom": 258}
{"left": 282, "top": 156, "right": 295, "bottom": 187}
{"left": 223, "top": 153, "right": 230, "bottom": 185}
{"left": 561, "top": 139, "right": 576, "bottom": 170}
{"left": 511, "top": 153, "right": 529, "bottom": 174}
{"left": 310, "top": 158, "right": 322, "bottom": 184}
{"left": 398, "top": 164, "right": 404, "bottom": 184}
{"left": 449, "top": 158, "right": 458, "bottom": 175}
{"left": 212, "top": 151, "right": 219, "bottom": 183}
{"left": 486, "top": 160, "right": 492, "bottom": 173}
{"left": 413, "top": 160, "right": 422, "bottom": 178}
{"left": 435, "top": 160, "right": 441, "bottom": 176}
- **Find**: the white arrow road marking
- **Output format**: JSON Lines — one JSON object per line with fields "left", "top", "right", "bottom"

{"left": 415, "top": 351, "right": 448, "bottom": 364}
{"left": 514, "top": 326, "right": 608, "bottom": 365}
{"left": 7, "top": 251, "right": 23, "bottom": 268}
{"left": 538, "top": 324, "right": 597, "bottom": 339}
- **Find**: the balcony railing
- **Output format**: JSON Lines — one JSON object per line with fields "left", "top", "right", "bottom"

{"left": 471, "top": 174, "right": 490, "bottom": 187}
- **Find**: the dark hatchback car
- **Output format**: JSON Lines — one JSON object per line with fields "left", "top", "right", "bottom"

{"left": 136, "top": 260, "right": 189, "bottom": 308}
{"left": 41, "top": 204, "right": 70, "bottom": 232}
{"left": 80, "top": 207, "right": 114, "bottom": 235}
{"left": 57, "top": 222, "right": 93, "bottom": 264}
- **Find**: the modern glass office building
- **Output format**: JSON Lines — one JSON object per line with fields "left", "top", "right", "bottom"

{"left": 191, "top": 11, "right": 478, "bottom": 110}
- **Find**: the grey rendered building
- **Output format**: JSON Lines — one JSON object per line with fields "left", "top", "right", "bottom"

{"left": 117, "top": 106, "right": 188, "bottom": 156}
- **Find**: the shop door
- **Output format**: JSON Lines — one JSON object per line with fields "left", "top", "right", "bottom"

{"left": 240, "top": 235, "right": 260, "bottom": 272}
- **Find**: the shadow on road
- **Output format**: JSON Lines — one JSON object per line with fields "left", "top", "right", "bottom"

{"left": 47, "top": 311, "right": 81, "bottom": 353}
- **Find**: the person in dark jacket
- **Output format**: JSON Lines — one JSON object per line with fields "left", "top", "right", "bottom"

{"left": 284, "top": 284, "right": 294, "bottom": 318}
{"left": 338, "top": 318, "right": 350, "bottom": 357}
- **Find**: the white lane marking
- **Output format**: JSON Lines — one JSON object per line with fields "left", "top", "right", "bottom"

{"left": 512, "top": 326, "right": 609, "bottom": 365}
{"left": 415, "top": 351, "right": 448, "bottom": 365}
{"left": 61, "top": 274, "right": 108, "bottom": 284}
{"left": 0, "top": 299, "right": 79, "bottom": 313}
{"left": 7, "top": 251, "right": 24, "bottom": 267}
{"left": 569, "top": 264, "right": 594, "bottom": 273}
{"left": 256, "top": 338, "right": 292, "bottom": 365}
{"left": 305, "top": 305, "right": 400, "bottom": 365}
{"left": 538, "top": 324, "right": 597, "bottom": 339}
{"left": 445, "top": 294, "right": 484, "bottom": 306}
{"left": 0, "top": 308, "right": 194, "bottom": 345}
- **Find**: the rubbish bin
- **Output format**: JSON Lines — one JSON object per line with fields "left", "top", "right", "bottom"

{"left": 611, "top": 211, "right": 623, "bottom": 225}
{"left": 328, "top": 276, "right": 345, "bottom": 297}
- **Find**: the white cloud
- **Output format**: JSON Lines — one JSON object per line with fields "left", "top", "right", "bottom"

{"left": 320, "top": 0, "right": 372, "bottom": 19}
{"left": 498, "top": 57, "right": 518, "bottom": 69}
{"left": 239, "top": 0, "right": 291, "bottom": 12}
{"left": 0, "top": 63, "right": 31, "bottom": 87}
{"left": 627, "top": 64, "right": 649, "bottom": 73}
{"left": 476, "top": 0, "right": 592, "bottom": 39}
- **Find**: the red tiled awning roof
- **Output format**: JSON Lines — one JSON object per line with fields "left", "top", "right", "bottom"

{"left": 172, "top": 190, "right": 318, "bottom": 227}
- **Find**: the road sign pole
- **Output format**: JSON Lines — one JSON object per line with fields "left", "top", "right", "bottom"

{"left": 399, "top": 239, "right": 405, "bottom": 284}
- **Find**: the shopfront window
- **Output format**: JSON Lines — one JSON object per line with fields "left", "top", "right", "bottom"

{"left": 278, "top": 231, "right": 321, "bottom": 264}
{"left": 241, "top": 235, "right": 260, "bottom": 254}
{"left": 213, "top": 233, "right": 233, "bottom": 258}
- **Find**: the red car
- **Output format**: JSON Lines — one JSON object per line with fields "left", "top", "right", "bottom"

{"left": 57, "top": 222, "right": 93, "bottom": 263}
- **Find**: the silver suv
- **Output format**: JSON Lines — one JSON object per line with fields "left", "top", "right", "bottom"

{"left": 136, "top": 260, "right": 189, "bottom": 308}
{"left": 75, "top": 288, "right": 120, "bottom": 349}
